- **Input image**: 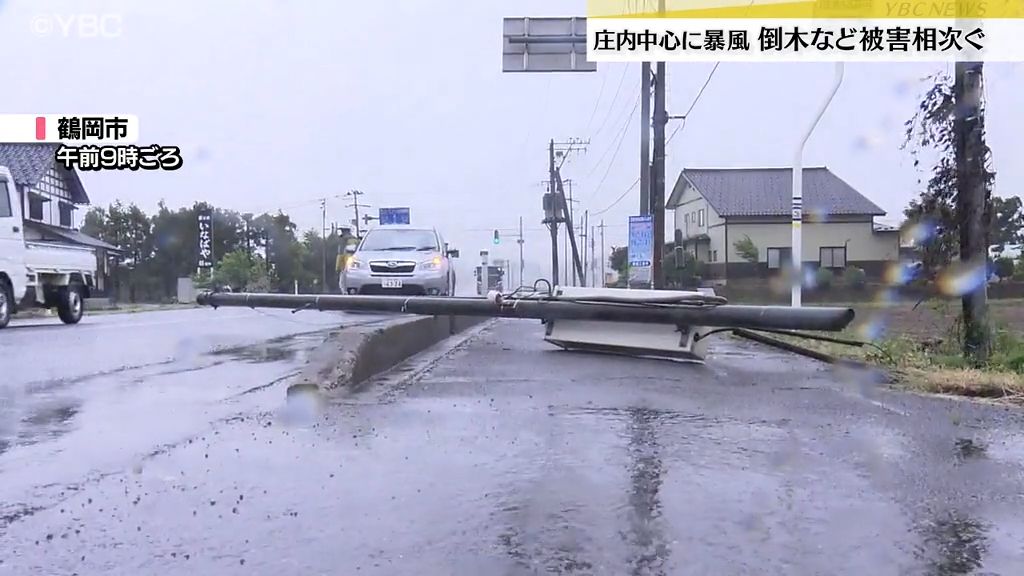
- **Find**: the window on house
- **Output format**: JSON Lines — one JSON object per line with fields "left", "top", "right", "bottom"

{"left": 684, "top": 213, "right": 689, "bottom": 225}
{"left": 820, "top": 246, "right": 847, "bottom": 269}
{"left": 767, "top": 247, "right": 793, "bottom": 270}
{"left": 29, "top": 195, "right": 46, "bottom": 221}
{"left": 712, "top": 250, "right": 718, "bottom": 262}
{"left": 698, "top": 209, "right": 705, "bottom": 227}
{"left": 59, "top": 202, "right": 74, "bottom": 228}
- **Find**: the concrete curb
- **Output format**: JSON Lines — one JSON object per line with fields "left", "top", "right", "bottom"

{"left": 293, "top": 315, "right": 487, "bottom": 391}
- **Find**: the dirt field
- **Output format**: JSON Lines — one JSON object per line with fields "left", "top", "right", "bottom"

{"left": 848, "top": 298, "right": 1024, "bottom": 341}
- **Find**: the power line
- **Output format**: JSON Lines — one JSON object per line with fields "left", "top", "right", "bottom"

{"left": 583, "top": 66, "right": 610, "bottom": 134}
{"left": 585, "top": 91, "right": 642, "bottom": 181}
{"left": 588, "top": 93, "right": 641, "bottom": 204}
{"left": 593, "top": 177, "right": 641, "bottom": 216}
{"left": 589, "top": 63, "right": 632, "bottom": 142}
{"left": 591, "top": 64, "right": 721, "bottom": 222}
{"left": 667, "top": 62, "right": 721, "bottom": 146}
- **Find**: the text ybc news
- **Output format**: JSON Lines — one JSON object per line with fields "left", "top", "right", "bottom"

{"left": 32, "top": 14, "right": 123, "bottom": 39}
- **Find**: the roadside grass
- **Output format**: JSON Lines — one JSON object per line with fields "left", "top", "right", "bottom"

{"left": 762, "top": 299, "right": 1024, "bottom": 404}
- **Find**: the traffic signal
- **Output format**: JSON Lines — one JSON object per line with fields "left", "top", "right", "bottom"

{"left": 493, "top": 229, "right": 500, "bottom": 245}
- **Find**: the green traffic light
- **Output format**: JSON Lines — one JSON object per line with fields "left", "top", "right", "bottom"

{"left": 493, "top": 230, "right": 500, "bottom": 245}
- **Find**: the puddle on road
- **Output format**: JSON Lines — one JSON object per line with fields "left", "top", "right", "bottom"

{"left": 915, "top": 511, "right": 990, "bottom": 575}
{"left": 210, "top": 343, "right": 298, "bottom": 364}
{"left": 207, "top": 333, "right": 322, "bottom": 365}
{"left": 953, "top": 438, "right": 988, "bottom": 462}
{"left": 0, "top": 396, "right": 81, "bottom": 455}
{"left": 623, "top": 407, "right": 671, "bottom": 575}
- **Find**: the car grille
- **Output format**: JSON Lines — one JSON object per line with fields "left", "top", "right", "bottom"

{"left": 369, "top": 261, "right": 416, "bottom": 274}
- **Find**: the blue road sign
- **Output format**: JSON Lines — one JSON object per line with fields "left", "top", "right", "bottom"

{"left": 379, "top": 207, "right": 410, "bottom": 225}
{"left": 378, "top": 206, "right": 409, "bottom": 224}
{"left": 628, "top": 215, "right": 653, "bottom": 268}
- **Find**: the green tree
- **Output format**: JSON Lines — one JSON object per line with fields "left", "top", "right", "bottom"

{"left": 993, "top": 257, "right": 1015, "bottom": 282}
{"left": 990, "top": 195, "right": 1024, "bottom": 247}
{"left": 82, "top": 202, "right": 155, "bottom": 301}
{"left": 904, "top": 67, "right": 995, "bottom": 363}
{"left": 843, "top": 266, "right": 867, "bottom": 290}
{"left": 251, "top": 212, "right": 307, "bottom": 292}
{"left": 733, "top": 235, "right": 759, "bottom": 263}
{"left": 300, "top": 229, "right": 351, "bottom": 293}
{"left": 609, "top": 246, "right": 628, "bottom": 281}
{"left": 815, "top": 267, "right": 834, "bottom": 289}
{"left": 210, "top": 250, "right": 271, "bottom": 291}
{"left": 81, "top": 207, "right": 108, "bottom": 240}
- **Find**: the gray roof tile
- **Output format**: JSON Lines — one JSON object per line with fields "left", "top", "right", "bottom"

{"left": 672, "top": 167, "right": 885, "bottom": 217}
{"left": 0, "top": 143, "right": 89, "bottom": 203}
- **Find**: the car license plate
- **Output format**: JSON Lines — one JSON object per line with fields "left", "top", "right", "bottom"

{"left": 381, "top": 278, "right": 403, "bottom": 289}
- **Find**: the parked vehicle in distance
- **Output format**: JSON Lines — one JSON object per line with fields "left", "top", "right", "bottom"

{"left": 989, "top": 244, "right": 1022, "bottom": 261}
{"left": 0, "top": 166, "right": 95, "bottom": 328}
{"left": 340, "top": 225, "right": 459, "bottom": 296}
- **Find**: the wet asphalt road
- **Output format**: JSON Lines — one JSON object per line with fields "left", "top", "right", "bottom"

{"left": 2, "top": 317, "right": 1024, "bottom": 574}
{"left": 0, "top": 308, "right": 388, "bottom": 539}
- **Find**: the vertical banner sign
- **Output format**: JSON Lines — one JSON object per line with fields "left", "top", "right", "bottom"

{"left": 197, "top": 209, "right": 214, "bottom": 269}
{"left": 628, "top": 215, "right": 653, "bottom": 286}
{"left": 379, "top": 207, "right": 411, "bottom": 225}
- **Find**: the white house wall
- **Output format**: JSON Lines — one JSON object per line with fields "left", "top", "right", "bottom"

{"left": 723, "top": 221, "right": 900, "bottom": 264}
{"left": 672, "top": 182, "right": 722, "bottom": 241}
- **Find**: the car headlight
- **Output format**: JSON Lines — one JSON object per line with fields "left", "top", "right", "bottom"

{"left": 419, "top": 256, "right": 443, "bottom": 271}
{"left": 347, "top": 258, "right": 364, "bottom": 270}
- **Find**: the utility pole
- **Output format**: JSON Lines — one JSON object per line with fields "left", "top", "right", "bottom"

{"left": 547, "top": 141, "right": 560, "bottom": 287}
{"left": 955, "top": 61, "right": 991, "bottom": 363}
{"left": 564, "top": 179, "right": 579, "bottom": 286}
{"left": 590, "top": 223, "right": 596, "bottom": 287}
{"left": 640, "top": 62, "right": 652, "bottom": 217}
{"left": 582, "top": 210, "right": 589, "bottom": 287}
{"left": 543, "top": 139, "right": 589, "bottom": 287}
{"left": 649, "top": 0, "right": 668, "bottom": 289}
{"left": 599, "top": 220, "right": 607, "bottom": 287}
{"left": 345, "top": 190, "right": 369, "bottom": 238}
{"left": 320, "top": 198, "right": 328, "bottom": 293}
{"left": 555, "top": 170, "right": 586, "bottom": 286}
{"left": 518, "top": 216, "right": 525, "bottom": 289}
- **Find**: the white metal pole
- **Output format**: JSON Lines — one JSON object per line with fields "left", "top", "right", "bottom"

{"left": 792, "top": 62, "right": 845, "bottom": 308}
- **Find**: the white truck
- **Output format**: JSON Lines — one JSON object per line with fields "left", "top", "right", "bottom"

{"left": 0, "top": 166, "right": 95, "bottom": 328}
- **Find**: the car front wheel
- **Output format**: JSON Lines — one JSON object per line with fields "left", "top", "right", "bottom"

{"left": 0, "top": 282, "right": 12, "bottom": 329}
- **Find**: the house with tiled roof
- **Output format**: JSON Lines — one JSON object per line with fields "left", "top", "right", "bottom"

{"left": 0, "top": 143, "right": 121, "bottom": 296}
{"left": 667, "top": 167, "right": 900, "bottom": 282}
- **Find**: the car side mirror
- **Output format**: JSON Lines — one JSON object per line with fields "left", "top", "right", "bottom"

{"left": 446, "top": 249, "right": 460, "bottom": 259}
{"left": 345, "top": 245, "right": 357, "bottom": 254}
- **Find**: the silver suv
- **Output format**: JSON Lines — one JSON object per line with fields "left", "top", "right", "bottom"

{"left": 341, "top": 225, "right": 458, "bottom": 296}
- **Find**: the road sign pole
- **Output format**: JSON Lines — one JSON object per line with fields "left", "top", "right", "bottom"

{"left": 640, "top": 62, "right": 651, "bottom": 216}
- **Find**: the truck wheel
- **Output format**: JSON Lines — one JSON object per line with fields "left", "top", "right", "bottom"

{"left": 57, "top": 284, "right": 85, "bottom": 325}
{"left": 0, "top": 282, "right": 11, "bottom": 329}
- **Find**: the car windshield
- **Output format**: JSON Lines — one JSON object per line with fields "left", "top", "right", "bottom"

{"left": 359, "top": 229, "right": 437, "bottom": 252}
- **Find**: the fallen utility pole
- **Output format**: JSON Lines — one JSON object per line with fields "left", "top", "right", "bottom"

{"left": 555, "top": 169, "right": 586, "bottom": 285}
{"left": 196, "top": 291, "right": 854, "bottom": 333}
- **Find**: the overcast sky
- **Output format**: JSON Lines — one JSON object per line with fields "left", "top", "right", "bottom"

{"left": 1, "top": 0, "right": 1020, "bottom": 280}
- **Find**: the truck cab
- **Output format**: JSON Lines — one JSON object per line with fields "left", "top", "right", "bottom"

{"left": 0, "top": 165, "right": 95, "bottom": 328}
